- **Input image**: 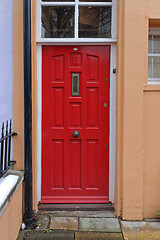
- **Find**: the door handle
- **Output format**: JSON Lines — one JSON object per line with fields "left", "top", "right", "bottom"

{"left": 73, "top": 130, "right": 79, "bottom": 138}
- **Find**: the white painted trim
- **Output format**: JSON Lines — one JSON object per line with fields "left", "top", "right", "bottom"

{"left": 111, "top": 0, "right": 116, "bottom": 39}
{"left": 37, "top": 0, "right": 41, "bottom": 41}
{"left": 37, "top": 42, "right": 116, "bottom": 203}
{"left": 41, "top": 2, "right": 75, "bottom": 6}
{"left": 148, "top": 79, "right": 160, "bottom": 85}
{"left": 36, "top": 0, "right": 117, "bottom": 203}
{"left": 148, "top": 78, "right": 160, "bottom": 81}
{"left": 37, "top": 45, "right": 42, "bottom": 202}
{"left": 37, "top": 38, "right": 117, "bottom": 43}
{"left": 109, "top": 44, "right": 116, "bottom": 202}
{"left": 148, "top": 53, "right": 160, "bottom": 57}
{"left": 78, "top": 2, "right": 112, "bottom": 6}
{"left": 41, "top": 2, "right": 112, "bottom": 6}
{"left": 75, "top": 0, "right": 79, "bottom": 38}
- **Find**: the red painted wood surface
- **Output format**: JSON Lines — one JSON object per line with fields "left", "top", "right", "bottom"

{"left": 41, "top": 46, "right": 110, "bottom": 203}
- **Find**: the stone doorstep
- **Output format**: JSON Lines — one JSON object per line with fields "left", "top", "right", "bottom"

{"left": 38, "top": 203, "right": 114, "bottom": 211}
{"left": 48, "top": 210, "right": 115, "bottom": 218}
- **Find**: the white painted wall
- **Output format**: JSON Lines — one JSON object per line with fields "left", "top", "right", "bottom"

{"left": 0, "top": 0, "right": 14, "bottom": 127}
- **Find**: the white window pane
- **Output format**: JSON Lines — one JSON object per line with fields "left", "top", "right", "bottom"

{"left": 41, "top": 6, "right": 74, "bottom": 38}
{"left": 148, "top": 38, "right": 152, "bottom": 54}
{"left": 148, "top": 57, "right": 152, "bottom": 78}
{"left": 148, "top": 57, "right": 160, "bottom": 78}
{"left": 79, "top": 6, "right": 111, "bottom": 38}
{"left": 148, "top": 34, "right": 160, "bottom": 54}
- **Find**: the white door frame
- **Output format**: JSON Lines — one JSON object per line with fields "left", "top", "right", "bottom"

{"left": 36, "top": 42, "right": 116, "bottom": 203}
{"left": 36, "top": 0, "right": 117, "bottom": 203}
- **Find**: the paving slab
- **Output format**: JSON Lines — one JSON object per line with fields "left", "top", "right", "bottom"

{"left": 79, "top": 217, "right": 121, "bottom": 233}
{"left": 121, "top": 221, "right": 160, "bottom": 240}
{"left": 22, "top": 230, "right": 74, "bottom": 240}
{"left": 36, "top": 215, "right": 50, "bottom": 230}
{"left": 50, "top": 216, "right": 78, "bottom": 231}
{"left": 50, "top": 210, "right": 115, "bottom": 218}
{"left": 75, "top": 232, "right": 124, "bottom": 240}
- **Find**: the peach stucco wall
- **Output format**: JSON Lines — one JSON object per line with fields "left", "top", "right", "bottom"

{"left": 14, "top": 0, "right": 24, "bottom": 171}
{"left": 115, "top": 0, "right": 145, "bottom": 220}
{"left": 14, "top": 0, "right": 160, "bottom": 220}
{"left": 143, "top": 89, "right": 160, "bottom": 217}
{"left": 115, "top": 0, "right": 160, "bottom": 219}
{"left": 14, "top": 0, "right": 38, "bottom": 211}
{"left": 0, "top": 183, "right": 23, "bottom": 240}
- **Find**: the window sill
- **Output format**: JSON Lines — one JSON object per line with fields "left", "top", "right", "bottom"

{"left": 143, "top": 84, "right": 160, "bottom": 92}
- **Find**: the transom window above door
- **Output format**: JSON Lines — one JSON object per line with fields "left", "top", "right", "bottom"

{"left": 38, "top": 0, "right": 116, "bottom": 41}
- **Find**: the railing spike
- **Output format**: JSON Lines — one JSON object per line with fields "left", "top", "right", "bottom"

{"left": 6, "top": 121, "right": 8, "bottom": 134}
{"left": 2, "top": 122, "right": 4, "bottom": 137}
{"left": 9, "top": 119, "right": 12, "bottom": 133}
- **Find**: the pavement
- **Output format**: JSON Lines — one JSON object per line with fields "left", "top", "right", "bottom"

{"left": 17, "top": 210, "right": 160, "bottom": 240}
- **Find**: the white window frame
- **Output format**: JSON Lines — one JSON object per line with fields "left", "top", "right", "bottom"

{"left": 148, "top": 28, "right": 160, "bottom": 85}
{"left": 36, "top": 0, "right": 117, "bottom": 203}
{"left": 37, "top": 0, "right": 117, "bottom": 43}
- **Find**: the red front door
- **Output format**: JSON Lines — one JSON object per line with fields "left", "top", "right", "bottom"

{"left": 41, "top": 46, "right": 110, "bottom": 203}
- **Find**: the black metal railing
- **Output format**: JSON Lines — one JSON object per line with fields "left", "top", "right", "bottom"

{"left": 0, "top": 120, "right": 17, "bottom": 178}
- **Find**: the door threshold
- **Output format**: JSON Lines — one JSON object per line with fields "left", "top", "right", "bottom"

{"left": 38, "top": 203, "right": 114, "bottom": 211}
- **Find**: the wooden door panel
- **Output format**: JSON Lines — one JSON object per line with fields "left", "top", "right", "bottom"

{"left": 86, "top": 140, "right": 98, "bottom": 189}
{"left": 69, "top": 103, "right": 82, "bottom": 128}
{"left": 52, "top": 140, "right": 64, "bottom": 190}
{"left": 87, "top": 88, "right": 99, "bottom": 128}
{"left": 87, "top": 55, "right": 99, "bottom": 82}
{"left": 52, "top": 88, "right": 64, "bottom": 128}
{"left": 70, "top": 53, "right": 82, "bottom": 67}
{"left": 68, "top": 140, "right": 81, "bottom": 189}
{"left": 52, "top": 55, "right": 65, "bottom": 82}
{"left": 41, "top": 46, "right": 110, "bottom": 203}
